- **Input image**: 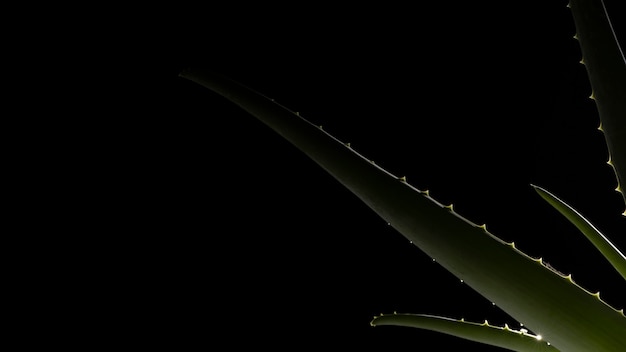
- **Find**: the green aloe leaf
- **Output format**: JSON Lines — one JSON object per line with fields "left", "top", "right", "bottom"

{"left": 569, "top": 0, "right": 626, "bottom": 214}
{"left": 179, "top": 69, "right": 626, "bottom": 351}
{"left": 370, "top": 313, "right": 558, "bottom": 352}
{"left": 533, "top": 184, "right": 626, "bottom": 281}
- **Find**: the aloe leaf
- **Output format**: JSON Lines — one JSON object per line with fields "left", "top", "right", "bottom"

{"left": 371, "top": 313, "right": 558, "bottom": 352}
{"left": 179, "top": 69, "right": 626, "bottom": 351}
{"left": 568, "top": 0, "right": 626, "bottom": 214}
{"left": 532, "top": 184, "right": 626, "bottom": 281}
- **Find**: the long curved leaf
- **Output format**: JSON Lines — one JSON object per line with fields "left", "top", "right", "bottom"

{"left": 569, "top": 0, "right": 626, "bottom": 214}
{"left": 371, "top": 313, "right": 558, "bottom": 352}
{"left": 179, "top": 69, "right": 626, "bottom": 351}
{"left": 533, "top": 184, "right": 626, "bottom": 281}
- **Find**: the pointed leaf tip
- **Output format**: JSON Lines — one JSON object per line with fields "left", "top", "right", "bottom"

{"left": 372, "top": 314, "right": 559, "bottom": 351}
{"left": 533, "top": 185, "right": 626, "bottom": 281}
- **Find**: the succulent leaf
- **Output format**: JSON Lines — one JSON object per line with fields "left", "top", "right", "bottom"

{"left": 532, "top": 184, "right": 626, "bottom": 281}
{"left": 177, "top": 1, "right": 625, "bottom": 350}
{"left": 179, "top": 69, "right": 626, "bottom": 351}
{"left": 568, "top": 0, "right": 626, "bottom": 214}
{"left": 371, "top": 313, "right": 559, "bottom": 352}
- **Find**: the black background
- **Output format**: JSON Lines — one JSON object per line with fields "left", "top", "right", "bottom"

{"left": 58, "top": 1, "right": 626, "bottom": 349}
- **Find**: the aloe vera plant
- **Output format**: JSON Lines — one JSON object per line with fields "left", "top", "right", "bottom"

{"left": 179, "top": 0, "right": 624, "bottom": 350}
